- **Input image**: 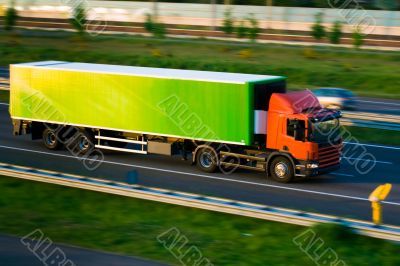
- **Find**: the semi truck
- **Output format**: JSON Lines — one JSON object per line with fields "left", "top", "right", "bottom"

{"left": 9, "top": 61, "right": 342, "bottom": 183}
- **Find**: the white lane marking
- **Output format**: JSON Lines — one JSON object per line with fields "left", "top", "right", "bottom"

{"left": 342, "top": 156, "right": 393, "bottom": 165}
{"left": 0, "top": 103, "right": 9, "bottom": 106}
{"left": 357, "top": 100, "right": 400, "bottom": 106}
{"left": 332, "top": 172, "right": 354, "bottom": 177}
{"left": 344, "top": 142, "right": 400, "bottom": 151}
{"left": 0, "top": 144, "right": 399, "bottom": 206}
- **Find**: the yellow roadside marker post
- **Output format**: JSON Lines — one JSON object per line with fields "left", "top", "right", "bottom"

{"left": 368, "top": 183, "right": 392, "bottom": 225}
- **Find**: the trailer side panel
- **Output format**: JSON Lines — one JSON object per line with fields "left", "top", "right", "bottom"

{"left": 10, "top": 65, "right": 255, "bottom": 145}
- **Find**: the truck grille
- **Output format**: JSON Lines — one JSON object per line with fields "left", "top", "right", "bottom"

{"left": 318, "top": 143, "right": 342, "bottom": 168}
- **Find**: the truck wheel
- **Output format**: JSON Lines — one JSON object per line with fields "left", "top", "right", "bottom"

{"left": 269, "top": 156, "right": 294, "bottom": 183}
{"left": 75, "top": 130, "right": 94, "bottom": 155}
{"left": 196, "top": 147, "right": 218, "bottom": 173}
{"left": 42, "top": 128, "right": 62, "bottom": 150}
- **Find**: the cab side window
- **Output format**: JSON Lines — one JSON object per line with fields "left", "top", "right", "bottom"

{"left": 287, "top": 119, "right": 305, "bottom": 140}
{"left": 287, "top": 119, "right": 296, "bottom": 137}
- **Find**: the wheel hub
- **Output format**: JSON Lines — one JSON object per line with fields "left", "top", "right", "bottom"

{"left": 199, "top": 152, "right": 213, "bottom": 168}
{"left": 46, "top": 132, "right": 56, "bottom": 145}
{"left": 79, "top": 136, "right": 90, "bottom": 150}
{"left": 274, "top": 162, "right": 288, "bottom": 178}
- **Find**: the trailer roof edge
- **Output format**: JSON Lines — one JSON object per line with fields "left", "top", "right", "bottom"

{"left": 11, "top": 61, "right": 286, "bottom": 84}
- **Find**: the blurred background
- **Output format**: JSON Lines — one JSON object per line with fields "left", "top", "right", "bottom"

{"left": 1, "top": 1, "right": 400, "bottom": 265}
{"left": 1, "top": 0, "right": 400, "bottom": 108}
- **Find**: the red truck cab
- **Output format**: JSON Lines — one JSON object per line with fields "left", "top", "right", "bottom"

{"left": 266, "top": 90, "right": 342, "bottom": 181}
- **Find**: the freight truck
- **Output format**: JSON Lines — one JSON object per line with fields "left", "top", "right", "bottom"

{"left": 10, "top": 61, "right": 342, "bottom": 183}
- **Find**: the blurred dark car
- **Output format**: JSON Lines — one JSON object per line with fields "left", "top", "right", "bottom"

{"left": 312, "top": 88, "right": 357, "bottom": 110}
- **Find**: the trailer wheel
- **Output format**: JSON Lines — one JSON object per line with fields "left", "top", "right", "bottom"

{"left": 42, "top": 128, "right": 62, "bottom": 150}
{"left": 269, "top": 156, "right": 294, "bottom": 183}
{"left": 75, "top": 130, "right": 94, "bottom": 155}
{"left": 196, "top": 147, "right": 218, "bottom": 173}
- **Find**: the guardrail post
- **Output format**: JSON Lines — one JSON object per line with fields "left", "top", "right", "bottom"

{"left": 371, "top": 201, "right": 382, "bottom": 225}
{"left": 368, "top": 183, "right": 392, "bottom": 225}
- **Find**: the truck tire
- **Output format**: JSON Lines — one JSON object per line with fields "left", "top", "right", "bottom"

{"left": 75, "top": 130, "right": 95, "bottom": 155}
{"left": 196, "top": 147, "right": 218, "bottom": 173}
{"left": 42, "top": 128, "right": 62, "bottom": 150}
{"left": 269, "top": 156, "right": 294, "bottom": 183}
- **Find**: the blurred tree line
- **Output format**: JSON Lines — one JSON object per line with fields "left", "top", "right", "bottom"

{"left": 114, "top": 0, "right": 400, "bottom": 10}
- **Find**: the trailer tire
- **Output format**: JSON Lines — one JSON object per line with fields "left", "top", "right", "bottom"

{"left": 74, "top": 130, "right": 95, "bottom": 155}
{"left": 196, "top": 147, "right": 218, "bottom": 173}
{"left": 42, "top": 128, "right": 62, "bottom": 150}
{"left": 269, "top": 156, "right": 294, "bottom": 183}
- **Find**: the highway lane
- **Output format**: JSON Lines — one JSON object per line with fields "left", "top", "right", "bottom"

{"left": 0, "top": 104, "right": 399, "bottom": 225}
{"left": 356, "top": 97, "right": 400, "bottom": 116}
{"left": 0, "top": 67, "right": 9, "bottom": 79}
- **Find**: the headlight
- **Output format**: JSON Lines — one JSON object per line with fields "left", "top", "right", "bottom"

{"left": 306, "top": 163, "right": 319, "bottom": 169}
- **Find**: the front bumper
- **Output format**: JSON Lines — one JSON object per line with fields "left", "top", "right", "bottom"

{"left": 296, "top": 161, "right": 340, "bottom": 178}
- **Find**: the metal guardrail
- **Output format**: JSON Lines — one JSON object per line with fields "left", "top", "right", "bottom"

{"left": 0, "top": 78, "right": 9, "bottom": 91}
{"left": 1, "top": 162, "right": 400, "bottom": 242}
{"left": 344, "top": 111, "right": 400, "bottom": 124}
{"left": 6, "top": 18, "right": 400, "bottom": 49}
{"left": 342, "top": 112, "right": 400, "bottom": 131}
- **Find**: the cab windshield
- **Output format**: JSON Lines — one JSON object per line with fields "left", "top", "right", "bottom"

{"left": 308, "top": 118, "right": 340, "bottom": 143}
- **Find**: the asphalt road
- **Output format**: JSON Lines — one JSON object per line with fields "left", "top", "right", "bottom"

{"left": 356, "top": 97, "right": 400, "bottom": 116}
{"left": 0, "top": 234, "right": 167, "bottom": 266}
{"left": 0, "top": 67, "right": 9, "bottom": 79}
{"left": 0, "top": 103, "right": 399, "bottom": 225}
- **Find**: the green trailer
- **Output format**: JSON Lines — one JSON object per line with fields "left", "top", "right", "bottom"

{"left": 10, "top": 61, "right": 286, "bottom": 146}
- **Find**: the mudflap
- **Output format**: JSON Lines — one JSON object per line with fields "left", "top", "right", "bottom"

{"left": 12, "top": 119, "right": 22, "bottom": 136}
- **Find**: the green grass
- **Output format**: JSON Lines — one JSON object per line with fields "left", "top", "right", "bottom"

{"left": 0, "top": 176, "right": 399, "bottom": 265}
{"left": 1, "top": 30, "right": 400, "bottom": 98}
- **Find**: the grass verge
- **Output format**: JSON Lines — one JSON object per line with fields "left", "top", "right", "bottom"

{"left": 0, "top": 30, "right": 399, "bottom": 98}
{"left": 0, "top": 176, "right": 399, "bottom": 265}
